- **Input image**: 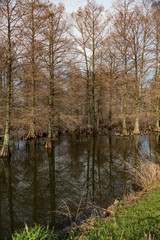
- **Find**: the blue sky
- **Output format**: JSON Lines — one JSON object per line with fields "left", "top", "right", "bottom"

{"left": 52, "top": 0, "right": 114, "bottom": 13}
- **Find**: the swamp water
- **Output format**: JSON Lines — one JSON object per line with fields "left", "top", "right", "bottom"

{"left": 0, "top": 134, "right": 160, "bottom": 239}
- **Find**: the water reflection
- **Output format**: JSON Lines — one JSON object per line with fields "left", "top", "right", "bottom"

{"left": 2, "top": 159, "right": 14, "bottom": 238}
{"left": 156, "top": 134, "right": 160, "bottom": 153}
{"left": 108, "top": 135, "right": 115, "bottom": 200}
{"left": 0, "top": 134, "right": 159, "bottom": 239}
{"left": 48, "top": 148, "right": 56, "bottom": 226}
{"left": 134, "top": 135, "right": 140, "bottom": 166}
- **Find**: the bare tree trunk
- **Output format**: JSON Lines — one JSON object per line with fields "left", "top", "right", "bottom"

{"left": 83, "top": 33, "right": 91, "bottom": 130}
{"left": 133, "top": 21, "right": 147, "bottom": 134}
{"left": 83, "top": 39, "right": 91, "bottom": 130}
{"left": 0, "top": 2, "right": 12, "bottom": 157}
{"left": 26, "top": 1, "right": 37, "bottom": 140}
{"left": 122, "top": 1, "right": 128, "bottom": 136}
{"left": 154, "top": 22, "right": 160, "bottom": 132}
{"left": 133, "top": 34, "right": 140, "bottom": 135}
{"left": 45, "top": 14, "right": 54, "bottom": 149}
{"left": 92, "top": 18, "right": 96, "bottom": 134}
{"left": 122, "top": 50, "right": 128, "bottom": 135}
{"left": 45, "top": 73, "right": 54, "bottom": 148}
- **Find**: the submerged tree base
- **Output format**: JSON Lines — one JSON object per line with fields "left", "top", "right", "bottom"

{"left": 122, "top": 128, "right": 129, "bottom": 136}
{"left": 153, "top": 126, "right": 160, "bottom": 132}
{"left": 45, "top": 139, "right": 54, "bottom": 149}
{"left": 133, "top": 129, "right": 140, "bottom": 135}
{"left": 25, "top": 130, "right": 37, "bottom": 140}
{"left": 0, "top": 145, "right": 10, "bottom": 158}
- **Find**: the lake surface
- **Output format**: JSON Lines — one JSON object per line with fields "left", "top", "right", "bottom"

{"left": 0, "top": 134, "right": 160, "bottom": 239}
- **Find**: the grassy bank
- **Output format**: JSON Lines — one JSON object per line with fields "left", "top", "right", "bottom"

{"left": 70, "top": 185, "right": 160, "bottom": 240}
{"left": 69, "top": 161, "right": 160, "bottom": 239}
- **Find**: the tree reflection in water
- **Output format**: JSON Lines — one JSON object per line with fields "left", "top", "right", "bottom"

{"left": 2, "top": 158, "right": 14, "bottom": 237}
{"left": 0, "top": 134, "right": 159, "bottom": 239}
{"left": 47, "top": 148, "right": 56, "bottom": 226}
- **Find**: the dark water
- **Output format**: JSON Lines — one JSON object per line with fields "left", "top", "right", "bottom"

{"left": 0, "top": 134, "right": 160, "bottom": 239}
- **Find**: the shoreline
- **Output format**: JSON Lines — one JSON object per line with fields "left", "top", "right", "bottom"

{"left": 12, "top": 184, "right": 160, "bottom": 239}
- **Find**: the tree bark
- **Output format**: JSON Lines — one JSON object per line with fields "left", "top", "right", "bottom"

{"left": 133, "top": 9, "right": 148, "bottom": 135}
{"left": 26, "top": 0, "right": 37, "bottom": 140}
{"left": 154, "top": 21, "right": 160, "bottom": 132}
{"left": 0, "top": 1, "right": 12, "bottom": 157}
{"left": 45, "top": 14, "right": 55, "bottom": 148}
{"left": 122, "top": 1, "right": 128, "bottom": 136}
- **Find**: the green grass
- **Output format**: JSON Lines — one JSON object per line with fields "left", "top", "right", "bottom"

{"left": 70, "top": 188, "right": 160, "bottom": 240}
{"left": 12, "top": 224, "right": 64, "bottom": 240}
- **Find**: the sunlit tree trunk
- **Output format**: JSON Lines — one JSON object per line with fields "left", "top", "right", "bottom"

{"left": 45, "top": 14, "right": 54, "bottom": 148}
{"left": 133, "top": 22, "right": 147, "bottom": 134}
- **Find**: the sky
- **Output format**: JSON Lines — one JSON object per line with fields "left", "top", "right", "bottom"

{"left": 52, "top": 0, "right": 114, "bottom": 13}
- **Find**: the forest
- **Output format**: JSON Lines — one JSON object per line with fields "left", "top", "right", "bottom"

{"left": 0, "top": 0, "right": 160, "bottom": 156}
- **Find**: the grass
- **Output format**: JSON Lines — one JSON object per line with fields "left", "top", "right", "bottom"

{"left": 69, "top": 160, "right": 160, "bottom": 240}
{"left": 12, "top": 224, "right": 64, "bottom": 240}
{"left": 127, "top": 161, "right": 160, "bottom": 189}
{"left": 55, "top": 183, "right": 106, "bottom": 229}
{"left": 70, "top": 187, "right": 160, "bottom": 239}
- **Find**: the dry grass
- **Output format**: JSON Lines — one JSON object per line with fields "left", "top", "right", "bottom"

{"left": 56, "top": 199, "right": 106, "bottom": 228}
{"left": 127, "top": 160, "right": 160, "bottom": 189}
{"left": 144, "top": 232, "right": 155, "bottom": 240}
{"left": 55, "top": 183, "right": 106, "bottom": 230}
